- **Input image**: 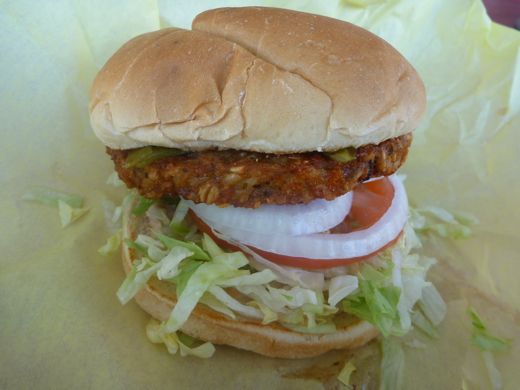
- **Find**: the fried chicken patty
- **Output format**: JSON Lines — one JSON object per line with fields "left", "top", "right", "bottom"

{"left": 108, "top": 134, "right": 412, "bottom": 208}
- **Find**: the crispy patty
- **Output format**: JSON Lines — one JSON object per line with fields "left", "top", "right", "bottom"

{"left": 108, "top": 134, "right": 412, "bottom": 208}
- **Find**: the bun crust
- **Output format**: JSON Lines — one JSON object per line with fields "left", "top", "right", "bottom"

{"left": 90, "top": 7, "right": 425, "bottom": 153}
{"left": 122, "top": 200, "right": 378, "bottom": 358}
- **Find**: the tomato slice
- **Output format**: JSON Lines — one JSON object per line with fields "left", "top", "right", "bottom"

{"left": 330, "top": 177, "right": 394, "bottom": 233}
{"left": 190, "top": 177, "right": 400, "bottom": 269}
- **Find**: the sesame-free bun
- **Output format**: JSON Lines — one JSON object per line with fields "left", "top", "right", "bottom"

{"left": 122, "top": 198, "right": 378, "bottom": 358}
{"left": 90, "top": 7, "right": 425, "bottom": 153}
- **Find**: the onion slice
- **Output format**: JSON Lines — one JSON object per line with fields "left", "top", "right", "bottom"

{"left": 187, "top": 191, "right": 353, "bottom": 236}
{"left": 202, "top": 175, "right": 408, "bottom": 261}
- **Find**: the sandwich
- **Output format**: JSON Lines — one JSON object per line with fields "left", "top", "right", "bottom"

{"left": 89, "top": 7, "right": 441, "bottom": 359}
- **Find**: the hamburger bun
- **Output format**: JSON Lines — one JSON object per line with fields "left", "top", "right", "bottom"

{"left": 122, "top": 197, "right": 378, "bottom": 358}
{"left": 90, "top": 7, "right": 425, "bottom": 153}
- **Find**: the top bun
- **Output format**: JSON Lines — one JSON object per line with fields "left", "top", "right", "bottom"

{"left": 90, "top": 7, "right": 426, "bottom": 153}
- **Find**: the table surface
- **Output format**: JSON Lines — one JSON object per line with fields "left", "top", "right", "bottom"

{"left": 483, "top": 0, "right": 520, "bottom": 28}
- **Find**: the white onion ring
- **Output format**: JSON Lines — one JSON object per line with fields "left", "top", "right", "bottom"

{"left": 187, "top": 191, "right": 353, "bottom": 236}
{"left": 203, "top": 175, "right": 408, "bottom": 260}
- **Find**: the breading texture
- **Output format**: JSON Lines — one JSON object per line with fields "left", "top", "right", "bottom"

{"left": 108, "top": 134, "right": 412, "bottom": 208}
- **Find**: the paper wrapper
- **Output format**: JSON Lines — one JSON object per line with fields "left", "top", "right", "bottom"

{"left": 1, "top": 0, "right": 519, "bottom": 388}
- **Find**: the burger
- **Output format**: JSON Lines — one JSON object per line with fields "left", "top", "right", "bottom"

{"left": 89, "top": 7, "right": 439, "bottom": 359}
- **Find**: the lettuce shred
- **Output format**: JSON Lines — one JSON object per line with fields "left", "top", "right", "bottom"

{"left": 146, "top": 318, "right": 215, "bottom": 358}
{"left": 58, "top": 200, "right": 89, "bottom": 227}
{"left": 102, "top": 200, "right": 122, "bottom": 231}
{"left": 170, "top": 199, "right": 191, "bottom": 237}
{"left": 380, "top": 338, "right": 405, "bottom": 390}
{"left": 22, "top": 187, "right": 89, "bottom": 227}
{"left": 410, "top": 206, "right": 477, "bottom": 239}
{"left": 341, "top": 224, "right": 444, "bottom": 338}
{"left": 22, "top": 187, "right": 84, "bottom": 208}
{"left": 482, "top": 351, "right": 503, "bottom": 390}
{"left": 468, "top": 308, "right": 510, "bottom": 389}
{"left": 132, "top": 196, "right": 155, "bottom": 216}
{"left": 469, "top": 307, "right": 510, "bottom": 351}
{"left": 337, "top": 360, "right": 356, "bottom": 386}
{"left": 98, "top": 229, "right": 122, "bottom": 256}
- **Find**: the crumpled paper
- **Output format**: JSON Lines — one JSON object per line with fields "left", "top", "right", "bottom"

{"left": 0, "top": 0, "right": 518, "bottom": 389}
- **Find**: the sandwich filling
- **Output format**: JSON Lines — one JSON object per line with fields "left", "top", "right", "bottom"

{"left": 117, "top": 174, "right": 446, "bottom": 339}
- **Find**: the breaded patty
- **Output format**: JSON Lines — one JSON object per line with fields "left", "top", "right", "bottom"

{"left": 108, "top": 134, "right": 412, "bottom": 208}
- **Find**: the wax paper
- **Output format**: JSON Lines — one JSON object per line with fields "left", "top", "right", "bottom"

{"left": 1, "top": 0, "right": 519, "bottom": 389}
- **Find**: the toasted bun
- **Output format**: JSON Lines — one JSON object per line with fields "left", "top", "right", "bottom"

{"left": 90, "top": 7, "right": 425, "bottom": 153}
{"left": 122, "top": 199, "right": 378, "bottom": 358}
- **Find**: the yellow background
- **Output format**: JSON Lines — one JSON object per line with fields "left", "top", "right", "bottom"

{"left": 1, "top": 0, "right": 519, "bottom": 389}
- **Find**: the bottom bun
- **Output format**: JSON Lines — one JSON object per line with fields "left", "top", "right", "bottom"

{"left": 122, "top": 200, "right": 378, "bottom": 359}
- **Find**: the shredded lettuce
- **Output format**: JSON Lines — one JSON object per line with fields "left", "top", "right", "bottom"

{"left": 469, "top": 307, "right": 510, "bottom": 351}
{"left": 22, "top": 187, "right": 89, "bottom": 227}
{"left": 117, "top": 246, "right": 194, "bottom": 304}
{"left": 202, "top": 233, "right": 225, "bottom": 258}
{"left": 216, "top": 269, "right": 276, "bottom": 288}
{"left": 236, "top": 284, "right": 336, "bottom": 330}
{"left": 22, "top": 187, "right": 84, "bottom": 208}
{"left": 268, "top": 285, "right": 318, "bottom": 309}
{"left": 342, "top": 268, "right": 401, "bottom": 338}
{"left": 236, "top": 285, "right": 285, "bottom": 311}
{"left": 379, "top": 338, "right": 404, "bottom": 390}
{"left": 396, "top": 254, "right": 436, "bottom": 331}
{"left": 411, "top": 310, "right": 438, "bottom": 338}
{"left": 135, "top": 234, "right": 168, "bottom": 261}
{"left": 161, "top": 247, "right": 270, "bottom": 332}
{"left": 328, "top": 275, "right": 358, "bottom": 307}
{"left": 410, "top": 206, "right": 477, "bottom": 239}
{"left": 468, "top": 307, "right": 510, "bottom": 389}
{"left": 124, "top": 238, "right": 147, "bottom": 255}
{"left": 134, "top": 234, "right": 163, "bottom": 250}
{"left": 157, "top": 233, "right": 210, "bottom": 261}
{"left": 199, "top": 293, "right": 236, "bottom": 319}
{"left": 117, "top": 257, "right": 162, "bottom": 304}
{"left": 164, "top": 262, "right": 239, "bottom": 332}
{"left": 249, "top": 301, "right": 278, "bottom": 324}
{"left": 278, "top": 309, "right": 305, "bottom": 326}
{"left": 173, "top": 259, "right": 203, "bottom": 296}
{"left": 102, "top": 200, "right": 122, "bottom": 231}
{"left": 170, "top": 199, "right": 191, "bottom": 237}
{"left": 146, "top": 318, "right": 215, "bottom": 358}
{"left": 340, "top": 228, "right": 442, "bottom": 339}
{"left": 482, "top": 350, "right": 503, "bottom": 389}
{"left": 145, "top": 204, "right": 170, "bottom": 226}
{"left": 156, "top": 247, "right": 194, "bottom": 280}
{"left": 301, "top": 302, "right": 338, "bottom": 330}
{"left": 117, "top": 258, "right": 157, "bottom": 304}
{"left": 58, "top": 200, "right": 89, "bottom": 227}
{"left": 338, "top": 360, "right": 356, "bottom": 386}
{"left": 212, "top": 251, "right": 248, "bottom": 269}
{"left": 98, "top": 229, "right": 122, "bottom": 256}
{"left": 390, "top": 247, "right": 403, "bottom": 289}
{"left": 418, "top": 284, "right": 446, "bottom": 326}
{"left": 208, "top": 285, "right": 263, "bottom": 319}
{"left": 132, "top": 196, "right": 155, "bottom": 216}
